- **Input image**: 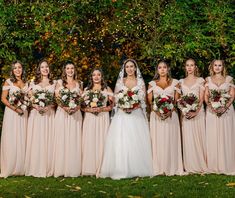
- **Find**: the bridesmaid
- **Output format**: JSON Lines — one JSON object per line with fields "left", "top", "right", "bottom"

{"left": 0, "top": 61, "right": 28, "bottom": 177}
{"left": 25, "top": 59, "right": 56, "bottom": 177}
{"left": 179, "top": 58, "right": 207, "bottom": 173}
{"left": 82, "top": 68, "right": 113, "bottom": 176}
{"left": 147, "top": 61, "right": 184, "bottom": 176}
{"left": 53, "top": 62, "right": 83, "bottom": 177}
{"left": 205, "top": 59, "right": 235, "bottom": 174}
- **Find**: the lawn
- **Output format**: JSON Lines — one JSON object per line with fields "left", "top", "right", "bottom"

{"left": 0, "top": 174, "right": 235, "bottom": 197}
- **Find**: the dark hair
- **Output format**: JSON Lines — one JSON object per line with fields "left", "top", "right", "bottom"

{"left": 123, "top": 59, "right": 137, "bottom": 78}
{"left": 10, "top": 60, "right": 26, "bottom": 83}
{"left": 153, "top": 60, "right": 172, "bottom": 84}
{"left": 34, "top": 59, "right": 53, "bottom": 85}
{"left": 61, "top": 61, "right": 79, "bottom": 87}
{"left": 87, "top": 68, "right": 107, "bottom": 90}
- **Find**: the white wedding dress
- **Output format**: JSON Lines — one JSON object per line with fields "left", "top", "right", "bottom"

{"left": 99, "top": 64, "right": 153, "bottom": 179}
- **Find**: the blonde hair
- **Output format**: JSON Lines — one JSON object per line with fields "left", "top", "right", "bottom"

{"left": 209, "top": 59, "right": 227, "bottom": 77}
{"left": 184, "top": 58, "right": 199, "bottom": 77}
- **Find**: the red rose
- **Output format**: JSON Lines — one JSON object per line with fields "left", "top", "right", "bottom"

{"left": 127, "top": 91, "right": 134, "bottom": 97}
{"left": 163, "top": 107, "right": 169, "bottom": 113}
{"left": 160, "top": 97, "right": 167, "bottom": 102}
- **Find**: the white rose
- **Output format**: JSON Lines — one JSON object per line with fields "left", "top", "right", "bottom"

{"left": 35, "top": 98, "right": 39, "bottom": 103}
{"left": 93, "top": 98, "right": 99, "bottom": 102}
{"left": 169, "top": 103, "right": 174, "bottom": 110}
{"left": 62, "top": 95, "right": 68, "bottom": 101}
{"left": 132, "top": 94, "right": 139, "bottom": 101}
{"left": 124, "top": 96, "right": 129, "bottom": 102}
{"left": 38, "top": 93, "right": 46, "bottom": 99}
{"left": 191, "top": 103, "right": 198, "bottom": 110}
{"left": 182, "top": 108, "right": 188, "bottom": 115}
{"left": 69, "top": 100, "right": 77, "bottom": 108}
{"left": 39, "top": 101, "right": 45, "bottom": 107}
{"left": 211, "top": 102, "right": 221, "bottom": 109}
{"left": 153, "top": 104, "right": 157, "bottom": 111}
{"left": 21, "top": 104, "right": 27, "bottom": 111}
{"left": 124, "top": 102, "right": 131, "bottom": 108}
{"left": 117, "top": 92, "right": 124, "bottom": 99}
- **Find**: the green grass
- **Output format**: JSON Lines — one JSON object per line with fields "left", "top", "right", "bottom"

{"left": 0, "top": 174, "right": 235, "bottom": 197}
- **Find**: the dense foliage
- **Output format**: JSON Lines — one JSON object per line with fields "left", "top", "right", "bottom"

{"left": 0, "top": 0, "right": 234, "bottom": 86}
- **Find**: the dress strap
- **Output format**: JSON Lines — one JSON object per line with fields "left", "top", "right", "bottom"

{"left": 197, "top": 77, "right": 205, "bottom": 91}
{"left": 147, "top": 81, "right": 156, "bottom": 94}
{"left": 2, "top": 79, "right": 12, "bottom": 91}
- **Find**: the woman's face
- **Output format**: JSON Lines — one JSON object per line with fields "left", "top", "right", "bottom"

{"left": 92, "top": 70, "right": 102, "bottom": 84}
{"left": 125, "top": 61, "right": 136, "bottom": 77}
{"left": 157, "top": 62, "right": 168, "bottom": 77}
{"left": 212, "top": 60, "right": 223, "bottom": 74}
{"left": 65, "top": 64, "right": 75, "bottom": 78}
{"left": 185, "top": 59, "right": 196, "bottom": 75}
{"left": 13, "top": 62, "right": 23, "bottom": 78}
{"left": 40, "top": 61, "right": 50, "bottom": 76}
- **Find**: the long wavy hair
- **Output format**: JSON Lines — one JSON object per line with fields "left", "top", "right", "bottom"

{"left": 123, "top": 59, "right": 137, "bottom": 78}
{"left": 9, "top": 60, "right": 26, "bottom": 83}
{"left": 153, "top": 60, "right": 172, "bottom": 84}
{"left": 34, "top": 59, "right": 53, "bottom": 85}
{"left": 209, "top": 59, "right": 227, "bottom": 77}
{"left": 184, "top": 58, "right": 199, "bottom": 77}
{"left": 87, "top": 68, "right": 107, "bottom": 90}
{"left": 61, "top": 61, "right": 79, "bottom": 87}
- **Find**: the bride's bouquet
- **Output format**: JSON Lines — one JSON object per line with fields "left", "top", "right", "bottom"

{"left": 9, "top": 90, "right": 30, "bottom": 112}
{"left": 209, "top": 89, "right": 231, "bottom": 116}
{"left": 116, "top": 89, "right": 140, "bottom": 114}
{"left": 153, "top": 94, "right": 174, "bottom": 118}
{"left": 57, "top": 88, "right": 82, "bottom": 114}
{"left": 31, "top": 90, "right": 54, "bottom": 114}
{"left": 82, "top": 90, "right": 106, "bottom": 115}
{"left": 177, "top": 93, "right": 199, "bottom": 115}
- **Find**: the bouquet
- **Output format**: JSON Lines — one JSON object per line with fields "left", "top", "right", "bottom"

{"left": 209, "top": 89, "right": 231, "bottom": 116}
{"left": 31, "top": 90, "right": 54, "bottom": 114}
{"left": 56, "top": 88, "right": 82, "bottom": 114}
{"left": 9, "top": 90, "right": 30, "bottom": 112}
{"left": 177, "top": 93, "right": 199, "bottom": 116}
{"left": 153, "top": 94, "right": 174, "bottom": 119}
{"left": 82, "top": 90, "right": 106, "bottom": 115}
{"left": 116, "top": 89, "right": 140, "bottom": 114}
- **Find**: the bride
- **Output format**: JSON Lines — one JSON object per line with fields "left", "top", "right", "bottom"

{"left": 99, "top": 59, "right": 153, "bottom": 179}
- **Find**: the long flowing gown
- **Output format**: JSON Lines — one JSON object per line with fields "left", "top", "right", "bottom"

{"left": 0, "top": 79, "right": 28, "bottom": 178}
{"left": 205, "top": 76, "right": 235, "bottom": 175}
{"left": 148, "top": 79, "right": 184, "bottom": 176}
{"left": 82, "top": 88, "right": 112, "bottom": 175}
{"left": 24, "top": 81, "right": 56, "bottom": 177}
{"left": 99, "top": 80, "right": 153, "bottom": 179}
{"left": 179, "top": 77, "right": 207, "bottom": 173}
{"left": 52, "top": 80, "right": 83, "bottom": 177}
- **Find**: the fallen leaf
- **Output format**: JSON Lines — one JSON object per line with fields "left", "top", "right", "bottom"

{"left": 99, "top": 191, "right": 107, "bottom": 194}
{"left": 226, "top": 182, "right": 235, "bottom": 187}
{"left": 24, "top": 196, "right": 31, "bottom": 198}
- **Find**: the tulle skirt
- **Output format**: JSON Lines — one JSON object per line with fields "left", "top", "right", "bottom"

{"left": 99, "top": 108, "right": 153, "bottom": 179}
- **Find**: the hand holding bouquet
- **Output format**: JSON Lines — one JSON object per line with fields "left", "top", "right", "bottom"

{"left": 153, "top": 94, "right": 174, "bottom": 120}
{"left": 177, "top": 93, "right": 199, "bottom": 119}
{"left": 57, "top": 88, "right": 82, "bottom": 115}
{"left": 116, "top": 89, "right": 140, "bottom": 114}
{"left": 209, "top": 89, "right": 231, "bottom": 117}
{"left": 9, "top": 90, "right": 30, "bottom": 115}
{"left": 82, "top": 90, "right": 106, "bottom": 115}
{"left": 31, "top": 90, "right": 54, "bottom": 115}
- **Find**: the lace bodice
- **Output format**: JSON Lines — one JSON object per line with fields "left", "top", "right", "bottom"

{"left": 55, "top": 79, "right": 82, "bottom": 95}
{"left": 148, "top": 79, "right": 180, "bottom": 99}
{"left": 2, "top": 79, "right": 29, "bottom": 94}
{"left": 29, "top": 80, "right": 56, "bottom": 93}
{"left": 114, "top": 78, "right": 146, "bottom": 110}
{"left": 205, "top": 76, "right": 234, "bottom": 92}
{"left": 179, "top": 77, "right": 205, "bottom": 97}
